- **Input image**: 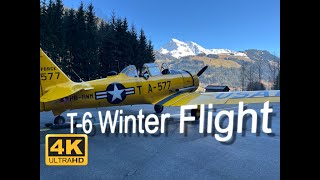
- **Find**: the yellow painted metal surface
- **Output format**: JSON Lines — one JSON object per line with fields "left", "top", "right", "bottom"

{"left": 40, "top": 48, "right": 280, "bottom": 116}
{"left": 40, "top": 48, "right": 196, "bottom": 115}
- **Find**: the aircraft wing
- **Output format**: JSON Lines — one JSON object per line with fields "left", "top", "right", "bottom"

{"left": 40, "top": 82, "right": 93, "bottom": 103}
{"left": 155, "top": 90, "right": 280, "bottom": 107}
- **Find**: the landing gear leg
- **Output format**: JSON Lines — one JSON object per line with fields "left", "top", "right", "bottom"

{"left": 154, "top": 105, "right": 164, "bottom": 113}
{"left": 54, "top": 115, "right": 65, "bottom": 125}
{"left": 191, "top": 105, "right": 201, "bottom": 120}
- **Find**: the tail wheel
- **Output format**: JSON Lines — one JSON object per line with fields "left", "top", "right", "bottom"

{"left": 154, "top": 105, "right": 164, "bottom": 113}
{"left": 54, "top": 115, "right": 65, "bottom": 124}
{"left": 191, "top": 109, "right": 200, "bottom": 120}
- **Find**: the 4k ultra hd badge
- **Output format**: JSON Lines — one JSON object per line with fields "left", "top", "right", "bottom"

{"left": 45, "top": 134, "right": 88, "bottom": 166}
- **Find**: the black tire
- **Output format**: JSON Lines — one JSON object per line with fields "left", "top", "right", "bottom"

{"left": 154, "top": 105, "right": 164, "bottom": 113}
{"left": 191, "top": 109, "right": 200, "bottom": 120}
{"left": 75, "top": 124, "right": 96, "bottom": 137}
{"left": 54, "top": 116, "right": 65, "bottom": 124}
{"left": 162, "top": 69, "right": 169, "bottom": 75}
{"left": 88, "top": 125, "right": 97, "bottom": 137}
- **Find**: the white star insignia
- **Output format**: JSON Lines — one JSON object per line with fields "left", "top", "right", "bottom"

{"left": 108, "top": 84, "right": 124, "bottom": 102}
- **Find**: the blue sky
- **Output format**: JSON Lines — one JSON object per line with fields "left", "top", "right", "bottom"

{"left": 63, "top": 0, "right": 280, "bottom": 56}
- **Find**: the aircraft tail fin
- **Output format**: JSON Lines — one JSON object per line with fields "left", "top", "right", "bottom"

{"left": 40, "top": 48, "right": 73, "bottom": 91}
{"left": 40, "top": 48, "right": 93, "bottom": 104}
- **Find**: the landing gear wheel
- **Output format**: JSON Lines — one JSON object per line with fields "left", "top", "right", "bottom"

{"left": 154, "top": 105, "right": 164, "bottom": 113}
{"left": 54, "top": 116, "right": 65, "bottom": 125}
{"left": 191, "top": 109, "right": 200, "bottom": 120}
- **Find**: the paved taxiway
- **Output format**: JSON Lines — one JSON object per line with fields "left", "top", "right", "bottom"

{"left": 40, "top": 103, "right": 280, "bottom": 180}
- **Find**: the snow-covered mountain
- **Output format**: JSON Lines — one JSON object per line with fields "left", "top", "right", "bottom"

{"left": 159, "top": 38, "right": 247, "bottom": 59}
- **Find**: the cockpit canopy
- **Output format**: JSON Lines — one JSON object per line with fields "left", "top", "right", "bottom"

{"left": 141, "top": 63, "right": 162, "bottom": 76}
{"left": 120, "top": 63, "right": 176, "bottom": 78}
{"left": 120, "top": 65, "right": 139, "bottom": 77}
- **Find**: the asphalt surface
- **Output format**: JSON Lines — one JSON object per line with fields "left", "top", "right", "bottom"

{"left": 40, "top": 103, "right": 280, "bottom": 180}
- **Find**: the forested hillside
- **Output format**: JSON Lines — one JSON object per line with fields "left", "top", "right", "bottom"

{"left": 155, "top": 49, "right": 280, "bottom": 91}
{"left": 40, "top": 0, "right": 155, "bottom": 81}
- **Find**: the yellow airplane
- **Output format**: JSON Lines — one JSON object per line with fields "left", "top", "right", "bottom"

{"left": 40, "top": 48, "right": 280, "bottom": 124}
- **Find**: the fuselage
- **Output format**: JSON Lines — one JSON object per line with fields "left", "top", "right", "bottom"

{"left": 40, "top": 71, "right": 199, "bottom": 116}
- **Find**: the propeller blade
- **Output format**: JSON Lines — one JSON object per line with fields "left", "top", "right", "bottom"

{"left": 197, "top": 65, "right": 208, "bottom": 76}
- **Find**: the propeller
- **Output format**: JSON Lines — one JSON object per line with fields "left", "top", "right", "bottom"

{"left": 196, "top": 65, "right": 208, "bottom": 76}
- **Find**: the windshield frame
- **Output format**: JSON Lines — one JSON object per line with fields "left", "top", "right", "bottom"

{"left": 120, "top": 65, "right": 139, "bottom": 77}
{"left": 143, "top": 63, "right": 162, "bottom": 77}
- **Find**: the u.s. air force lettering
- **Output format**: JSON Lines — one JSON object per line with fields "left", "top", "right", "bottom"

{"left": 95, "top": 83, "right": 135, "bottom": 104}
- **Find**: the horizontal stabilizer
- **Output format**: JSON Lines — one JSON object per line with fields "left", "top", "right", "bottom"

{"left": 40, "top": 82, "right": 93, "bottom": 102}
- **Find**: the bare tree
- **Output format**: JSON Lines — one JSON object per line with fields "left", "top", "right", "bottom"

{"left": 273, "top": 62, "right": 280, "bottom": 89}
{"left": 255, "top": 59, "right": 263, "bottom": 83}
{"left": 246, "top": 64, "right": 256, "bottom": 86}
{"left": 240, "top": 61, "right": 246, "bottom": 91}
{"left": 268, "top": 52, "right": 280, "bottom": 90}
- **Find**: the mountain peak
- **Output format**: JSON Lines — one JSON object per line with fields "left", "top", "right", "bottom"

{"left": 159, "top": 38, "right": 247, "bottom": 59}
{"left": 171, "top": 38, "right": 184, "bottom": 44}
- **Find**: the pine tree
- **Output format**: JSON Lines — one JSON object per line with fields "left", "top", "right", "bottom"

{"left": 129, "top": 25, "right": 139, "bottom": 67}
{"left": 46, "top": 0, "right": 63, "bottom": 63}
{"left": 97, "top": 21, "right": 107, "bottom": 76}
{"left": 45, "top": 0, "right": 55, "bottom": 58}
{"left": 40, "top": 0, "right": 48, "bottom": 49}
{"left": 86, "top": 3, "right": 99, "bottom": 79}
{"left": 53, "top": 0, "right": 64, "bottom": 58}
{"left": 114, "top": 18, "right": 123, "bottom": 71}
{"left": 62, "top": 8, "right": 76, "bottom": 79}
{"left": 40, "top": 1, "right": 156, "bottom": 80}
{"left": 147, "top": 40, "right": 155, "bottom": 62}
{"left": 100, "top": 22, "right": 117, "bottom": 76}
{"left": 115, "top": 17, "right": 132, "bottom": 71}
{"left": 73, "top": 2, "right": 87, "bottom": 81}
{"left": 137, "top": 29, "right": 148, "bottom": 71}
